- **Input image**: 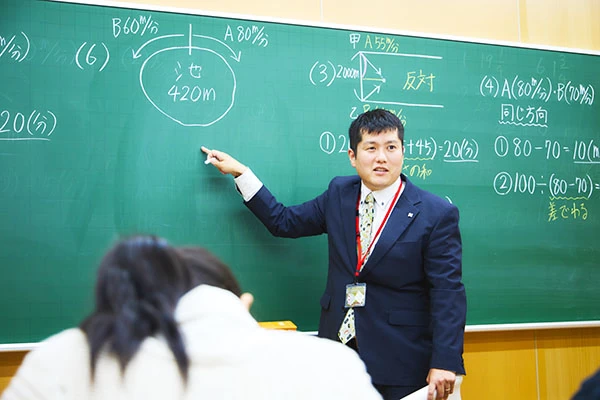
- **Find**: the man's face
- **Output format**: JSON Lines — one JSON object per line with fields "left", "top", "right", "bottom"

{"left": 348, "top": 128, "right": 404, "bottom": 191}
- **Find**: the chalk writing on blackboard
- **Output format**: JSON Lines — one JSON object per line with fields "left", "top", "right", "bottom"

{"left": 0, "top": 109, "right": 57, "bottom": 141}
{"left": 548, "top": 201, "right": 590, "bottom": 221}
{"left": 224, "top": 24, "right": 269, "bottom": 47}
{"left": 499, "top": 104, "right": 548, "bottom": 127}
{"left": 494, "top": 136, "right": 600, "bottom": 164}
{"left": 75, "top": 42, "right": 110, "bottom": 72}
{"left": 493, "top": 171, "right": 599, "bottom": 197}
{"left": 318, "top": 131, "right": 479, "bottom": 164}
{"left": 479, "top": 75, "right": 595, "bottom": 105}
{"left": 112, "top": 15, "right": 160, "bottom": 38}
{"left": 481, "top": 75, "right": 595, "bottom": 128}
{"left": 309, "top": 33, "right": 444, "bottom": 113}
{"left": 0, "top": 31, "right": 30, "bottom": 63}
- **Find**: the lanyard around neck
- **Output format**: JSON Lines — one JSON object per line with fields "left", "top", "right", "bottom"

{"left": 354, "top": 180, "right": 403, "bottom": 277}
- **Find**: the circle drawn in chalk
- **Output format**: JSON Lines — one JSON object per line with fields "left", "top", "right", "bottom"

{"left": 140, "top": 46, "right": 236, "bottom": 127}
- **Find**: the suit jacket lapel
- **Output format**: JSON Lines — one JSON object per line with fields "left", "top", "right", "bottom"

{"left": 360, "top": 177, "right": 420, "bottom": 277}
{"left": 341, "top": 180, "right": 361, "bottom": 273}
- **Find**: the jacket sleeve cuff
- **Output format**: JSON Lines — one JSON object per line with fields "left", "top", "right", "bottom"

{"left": 430, "top": 349, "right": 466, "bottom": 375}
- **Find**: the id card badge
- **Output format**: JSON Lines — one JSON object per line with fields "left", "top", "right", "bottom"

{"left": 345, "top": 283, "right": 367, "bottom": 308}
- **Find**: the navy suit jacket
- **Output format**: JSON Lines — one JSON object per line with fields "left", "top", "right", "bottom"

{"left": 572, "top": 368, "right": 600, "bottom": 399}
{"left": 245, "top": 174, "right": 466, "bottom": 385}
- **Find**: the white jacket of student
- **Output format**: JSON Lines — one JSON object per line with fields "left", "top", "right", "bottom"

{"left": 2, "top": 285, "right": 382, "bottom": 400}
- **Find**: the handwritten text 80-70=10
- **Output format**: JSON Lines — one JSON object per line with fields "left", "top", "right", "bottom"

{"left": 494, "top": 136, "right": 600, "bottom": 163}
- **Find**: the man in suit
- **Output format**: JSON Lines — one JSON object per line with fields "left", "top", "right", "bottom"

{"left": 202, "top": 109, "right": 466, "bottom": 400}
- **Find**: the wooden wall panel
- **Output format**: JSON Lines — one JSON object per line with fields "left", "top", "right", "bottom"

{"left": 537, "top": 327, "right": 600, "bottom": 400}
{"left": 520, "top": 0, "right": 600, "bottom": 50}
{"left": 461, "top": 330, "right": 538, "bottom": 399}
{"left": 0, "top": 352, "right": 26, "bottom": 395}
{"left": 108, "top": 0, "right": 600, "bottom": 51}
{"left": 321, "top": 0, "right": 520, "bottom": 42}
{"left": 112, "top": 0, "right": 323, "bottom": 21}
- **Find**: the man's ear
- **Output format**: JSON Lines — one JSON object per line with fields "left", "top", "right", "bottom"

{"left": 240, "top": 292, "right": 254, "bottom": 311}
{"left": 348, "top": 148, "right": 356, "bottom": 167}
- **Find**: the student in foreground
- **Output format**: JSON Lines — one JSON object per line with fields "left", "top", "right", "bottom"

{"left": 2, "top": 235, "right": 382, "bottom": 400}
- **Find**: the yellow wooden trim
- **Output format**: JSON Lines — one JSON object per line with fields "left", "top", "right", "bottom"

{"left": 257, "top": 320, "right": 297, "bottom": 330}
{"left": 0, "top": 351, "right": 27, "bottom": 395}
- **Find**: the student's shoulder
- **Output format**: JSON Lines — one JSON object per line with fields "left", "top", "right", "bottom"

{"left": 23, "top": 328, "right": 88, "bottom": 368}
{"left": 7, "top": 328, "right": 89, "bottom": 394}
{"left": 267, "top": 330, "right": 365, "bottom": 365}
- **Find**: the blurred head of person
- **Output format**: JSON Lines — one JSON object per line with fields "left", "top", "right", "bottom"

{"left": 80, "top": 235, "right": 248, "bottom": 384}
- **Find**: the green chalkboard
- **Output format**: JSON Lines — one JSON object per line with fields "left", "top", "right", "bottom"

{"left": 1, "top": 0, "right": 599, "bottom": 344}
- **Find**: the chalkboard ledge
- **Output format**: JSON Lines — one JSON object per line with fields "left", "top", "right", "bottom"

{"left": 3, "top": 321, "right": 600, "bottom": 351}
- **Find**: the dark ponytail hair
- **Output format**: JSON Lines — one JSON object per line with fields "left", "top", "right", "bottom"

{"left": 80, "top": 236, "right": 194, "bottom": 383}
{"left": 176, "top": 246, "right": 243, "bottom": 297}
